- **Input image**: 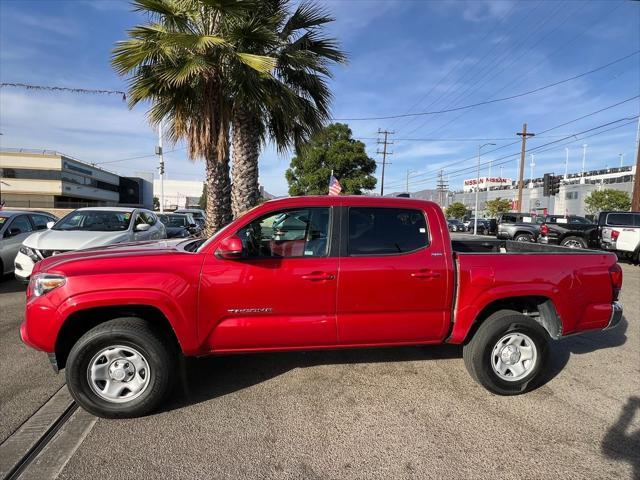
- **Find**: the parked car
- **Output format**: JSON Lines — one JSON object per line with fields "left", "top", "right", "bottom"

{"left": 496, "top": 213, "right": 540, "bottom": 242}
{"left": 14, "top": 207, "right": 166, "bottom": 281}
{"left": 537, "top": 215, "right": 598, "bottom": 249}
{"left": 174, "top": 208, "right": 206, "bottom": 228}
{"left": 157, "top": 213, "right": 201, "bottom": 238}
{"left": 20, "top": 196, "right": 623, "bottom": 418}
{"left": 598, "top": 211, "right": 640, "bottom": 263}
{"left": 447, "top": 219, "right": 466, "bottom": 232}
{"left": 0, "top": 210, "right": 57, "bottom": 276}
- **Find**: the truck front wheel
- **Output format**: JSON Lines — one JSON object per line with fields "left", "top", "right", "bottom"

{"left": 463, "top": 311, "right": 549, "bottom": 395}
{"left": 65, "top": 318, "right": 175, "bottom": 418}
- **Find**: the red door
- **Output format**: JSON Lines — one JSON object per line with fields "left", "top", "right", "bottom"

{"left": 337, "top": 206, "right": 452, "bottom": 345}
{"left": 198, "top": 207, "right": 338, "bottom": 352}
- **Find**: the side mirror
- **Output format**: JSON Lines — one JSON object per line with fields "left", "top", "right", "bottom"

{"left": 189, "top": 223, "right": 197, "bottom": 228}
{"left": 135, "top": 223, "right": 151, "bottom": 232}
{"left": 216, "top": 235, "right": 243, "bottom": 259}
{"left": 46, "top": 221, "right": 55, "bottom": 229}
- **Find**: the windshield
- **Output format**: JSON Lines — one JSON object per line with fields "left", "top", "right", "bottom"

{"left": 53, "top": 210, "right": 132, "bottom": 232}
{"left": 158, "top": 215, "right": 188, "bottom": 228}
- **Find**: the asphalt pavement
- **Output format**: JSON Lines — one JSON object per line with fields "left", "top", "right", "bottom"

{"left": 1, "top": 264, "right": 638, "bottom": 479}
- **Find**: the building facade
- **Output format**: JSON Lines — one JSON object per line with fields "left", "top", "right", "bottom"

{"left": 0, "top": 149, "right": 152, "bottom": 209}
{"left": 153, "top": 179, "right": 204, "bottom": 210}
{"left": 450, "top": 165, "right": 636, "bottom": 217}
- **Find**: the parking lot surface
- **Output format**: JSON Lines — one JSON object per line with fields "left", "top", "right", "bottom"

{"left": 1, "top": 264, "right": 638, "bottom": 479}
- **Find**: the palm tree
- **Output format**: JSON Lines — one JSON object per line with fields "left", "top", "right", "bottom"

{"left": 112, "top": 0, "right": 276, "bottom": 234}
{"left": 228, "top": 0, "right": 346, "bottom": 217}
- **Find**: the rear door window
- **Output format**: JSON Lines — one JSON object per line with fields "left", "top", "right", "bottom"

{"left": 348, "top": 207, "right": 428, "bottom": 255}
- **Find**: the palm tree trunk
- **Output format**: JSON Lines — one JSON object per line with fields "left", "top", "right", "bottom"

{"left": 204, "top": 154, "right": 232, "bottom": 236}
{"left": 231, "top": 107, "right": 261, "bottom": 218}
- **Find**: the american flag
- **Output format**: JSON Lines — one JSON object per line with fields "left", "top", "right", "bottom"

{"left": 328, "top": 174, "right": 342, "bottom": 196}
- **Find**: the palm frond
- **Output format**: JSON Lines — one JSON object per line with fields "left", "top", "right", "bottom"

{"left": 280, "top": 1, "right": 334, "bottom": 39}
{"left": 236, "top": 53, "right": 277, "bottom": 73}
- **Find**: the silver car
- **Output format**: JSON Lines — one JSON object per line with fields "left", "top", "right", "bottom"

{"left": 0, "top": 210, "right": 57, "bottom": 275}
{"left": 14, "top": 207, "right": 166, "bottom": 281}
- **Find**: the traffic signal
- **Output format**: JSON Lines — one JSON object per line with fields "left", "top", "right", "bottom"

{"left": 543, "top": 173, "right": 551, "bottom": 197}
{"left": 550, "top": 175, "right": 561, "bottom": 196}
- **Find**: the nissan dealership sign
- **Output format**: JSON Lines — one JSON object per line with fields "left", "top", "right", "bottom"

{"left": 463, "top": 177, "right": 513, "bottom": 192}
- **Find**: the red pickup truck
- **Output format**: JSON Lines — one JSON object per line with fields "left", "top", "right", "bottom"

{"left": 21, "top": 196, "right": 623, "bottom": 418}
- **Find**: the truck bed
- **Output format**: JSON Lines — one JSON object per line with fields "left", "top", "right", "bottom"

{"left": 452, "top": 239, "right": 602, "bottom": 254}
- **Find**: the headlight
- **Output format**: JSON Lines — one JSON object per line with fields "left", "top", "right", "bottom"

{"left": 29, "top": 273, "right": 66, "bottom": 297}
{"left": 19, "top": 246, "right": 40, "bottom": 263}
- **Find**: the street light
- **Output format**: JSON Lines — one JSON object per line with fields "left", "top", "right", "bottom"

{"left": 474, "top": 143, "right": 496, "bottom": 235}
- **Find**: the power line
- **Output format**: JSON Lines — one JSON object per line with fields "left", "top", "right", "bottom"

{"left": 387, "top": 116, "right": 639, "bottom": 190}
{"left": 95, "top": 147, "right": 186, "bottom": 165}
{"left": 331, "top": 51, "right": 639, "bottom": 121}
{"left": 0, "top": 82, "right": 126, "bottom": 100}
{"left": 384, "top": 95, "right": 639, "bottom": 186}
{"left": 401, "top": 0, "right": 569, "bottom": 136}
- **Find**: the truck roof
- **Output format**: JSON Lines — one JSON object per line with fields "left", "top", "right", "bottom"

{"left": 262, "top": 195, "right": 439, "bottom": 208}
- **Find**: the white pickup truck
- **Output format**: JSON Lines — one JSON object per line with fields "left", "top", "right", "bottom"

{"left": 599, "top": 211, "right": 640, "bottom": 264}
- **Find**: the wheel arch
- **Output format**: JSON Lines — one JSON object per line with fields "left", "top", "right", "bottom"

{"left": 460, "top": 295, "right": 562, "bottom": 344}
{"left": 54, "top": 305, "right": 182, "bottom": 371}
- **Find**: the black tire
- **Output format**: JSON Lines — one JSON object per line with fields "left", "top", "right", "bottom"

{"left": 65, "top": 318, "right": 175, "bottom": 418}
{"left": 463, "top": 311, "right": 549, "bottom": 395}
{"left": 514, "top": 233, "right": 533, "bottom": 242}
{"left": 560, "top": 236, "right": 587, "bottom": 249}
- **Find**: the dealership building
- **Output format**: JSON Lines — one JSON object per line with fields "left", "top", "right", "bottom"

{"left": 0, "top": 149, "right": 153, "bottom": 209}
{"left": 450, "top": 165, "right": 636, "bottom": 217}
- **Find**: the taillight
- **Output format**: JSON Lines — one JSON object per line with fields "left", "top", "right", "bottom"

{"left": 540, "top": 224, "right": 549, "bottom": 236}
{"left": 609, "top": 263, "right": 623, "bottom": 300}
{"left": 611, "top": 230, "right": 620, "bottom": 240}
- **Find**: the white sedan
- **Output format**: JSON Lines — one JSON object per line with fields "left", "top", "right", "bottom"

{"left": 14, "top": 207, "right": 166, "bottom": 281}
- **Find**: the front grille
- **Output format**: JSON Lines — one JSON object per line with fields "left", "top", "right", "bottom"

{"left": 37, "top": 250, "right": 69, "bottom": 259}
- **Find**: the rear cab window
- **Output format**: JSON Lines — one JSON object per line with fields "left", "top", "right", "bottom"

{"left": 606, "top": 213, "right": 640, "bottom": 227}
{"left": 348, "top": 207, "right": 428, "bottom": 255}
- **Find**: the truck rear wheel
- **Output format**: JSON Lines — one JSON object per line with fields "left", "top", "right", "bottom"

{"left": 65, "top": 318, "right": 175, "bottom": 418}
{"left": 514, "top": 233, "right": 533, "bottom": 242}
{"left": 463, "top": 311, "right": 549, "bottom": 395}
{"left": 560, "top": 236, "right": 587, "bottom": 248}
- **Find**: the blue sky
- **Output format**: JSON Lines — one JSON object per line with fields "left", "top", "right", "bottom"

{"left": 0, "top": 0, "right": 638, "bottom": 196}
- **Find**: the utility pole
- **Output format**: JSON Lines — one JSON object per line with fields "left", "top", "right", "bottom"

{"left": 436, "top": 169, "right": 448, "bottom": 208}
{"left": 632, "top": 118, "right": 640, "bottom": 210}
{"left": 156, "top": 120, "right": 165, "bottom": 212}
{"left": 619, "top": 153, "right": 624, "bottom": 167}
{"left": 377, "top": 129, "right": 394, "bottom": 196}
{"left": 565, "top": 148, "right": 569, "bottom": 179}
{"left": 581, "top": 144, "right": 587, "bottom": 184}
{"left": 405, "top": 169, "right": 411, "bottom": 194}
{"left": 529, "top": 153, "right": 535, "bottom": 187}
{"left": 516, "top": 123, "right": 535, "bottom": 212}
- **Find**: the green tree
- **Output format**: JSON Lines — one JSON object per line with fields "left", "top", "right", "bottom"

{"left": 230, "top": 0, "right": 346, "bottom": 218}
{"left": 285, "top": 123, "right": 376, "bottom": 195}
{"left": 584, "top": 189, "right": 631, "bottom": 214}
{"left": 112, "top": 0, "right": 276, "bottom": 234}
{"left": 485, "top": 197, "right": 512, "bottom": 217}
{"left": 445, "top": 202, "right": 467, "bottom": 219}
{"left": 153, "top": 196, "right": 160, "bottom": 211}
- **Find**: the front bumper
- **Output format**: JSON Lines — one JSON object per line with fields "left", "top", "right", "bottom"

{"left": 14, "top": 251, "right": 35, "bottom": 281}
{"left": 605, "top": 301, "right": 623, "bottom": 330}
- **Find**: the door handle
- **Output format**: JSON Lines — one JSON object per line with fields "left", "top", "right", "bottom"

{"left": 301, "top": 271, "right": 335, "bottom": 281}
{"left": 411, "top": 270, "right": 441, "bottom": 279}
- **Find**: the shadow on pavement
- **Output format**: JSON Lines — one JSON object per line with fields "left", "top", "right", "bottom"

{"left": 601, "top": 396, "right": 640, "bottom": 478}
{"left": 162, "top": 317, "right": 627, "bottom": 412}
{"left": 0, "top": 275, "right": 26, "bottom": 294}
{"left": 161, "top": 344, "right": 462, "bottom": 412}
{"left": 543, "top": 316, "right": 628, "bottom": 384}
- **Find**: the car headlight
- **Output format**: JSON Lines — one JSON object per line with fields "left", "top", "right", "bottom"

{"left": 29, "top": 273, "right": 66, "bottom": 297}
{"left": 19, "top": 246, "right": 40, "bottom": 263}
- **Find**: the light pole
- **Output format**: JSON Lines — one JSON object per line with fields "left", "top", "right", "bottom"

{"left": 564, "top": 147, "right": 569, "bottom": 179}
{"left": 474, "top": 143, "right": 496, "bottom": 235}
{"left": 581, "top": 144, "right": 587, "bottom": 184}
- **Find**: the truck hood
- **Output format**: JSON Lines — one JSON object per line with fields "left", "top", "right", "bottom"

{"left": 24, "top": 229, "right": 132, "bottom": 251}
{"left": 36, "top": 239, "right": 188, "bottom": 273}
